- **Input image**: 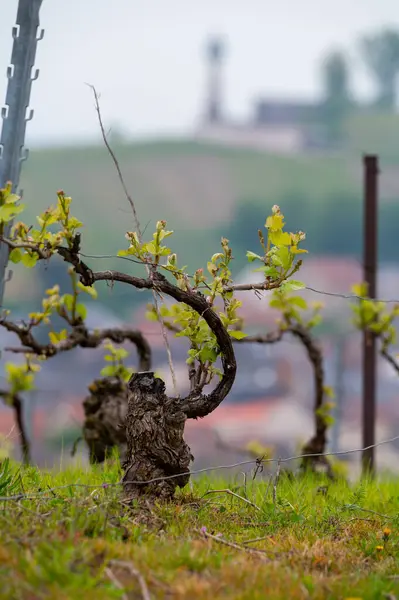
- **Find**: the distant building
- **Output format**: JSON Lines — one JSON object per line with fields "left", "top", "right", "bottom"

{"left": 203, "top": 37, "right": 226, "bottom": 124}
{"left": 197, "top": 38, "right": 329, "bottom": 154}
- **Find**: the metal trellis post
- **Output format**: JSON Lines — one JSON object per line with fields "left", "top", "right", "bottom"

{"left": 0, "top": 0, "right": 44, "bottom": 306}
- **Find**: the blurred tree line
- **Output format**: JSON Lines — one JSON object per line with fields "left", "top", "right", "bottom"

{"left": 320, "top": 28, "right": 399, "bottom": 144}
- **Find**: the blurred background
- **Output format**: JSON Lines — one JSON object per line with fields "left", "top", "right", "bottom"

{"left": 1, "top": 0, "right": 399, "bottom": 472}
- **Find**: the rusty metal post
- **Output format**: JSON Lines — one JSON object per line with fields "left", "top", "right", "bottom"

{"left": 362, "top": 155, "right": 379, "bottom": 476}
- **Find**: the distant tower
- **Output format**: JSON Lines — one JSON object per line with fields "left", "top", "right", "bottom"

{"left": 204, "top": 37, "right": 225, "bottom": 124}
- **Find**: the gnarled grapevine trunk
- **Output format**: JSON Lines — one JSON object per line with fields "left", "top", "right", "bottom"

{"left": 82, "top": 330, "right": 151, "bottom": 463}
{"left": 63, "top": 267, "right": 236, "bottom": 498}
{"left": 83, "top": 377, "right": 129, "bottom": 463}
{"left": 292, "top": 325, "right": 333, "bottom": 478}
{"left": 122, "top": 372, "right": 193, "bottom": 500}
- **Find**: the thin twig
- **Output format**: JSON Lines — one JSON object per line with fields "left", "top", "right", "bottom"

{"left": 236, "top": 330, "right": 283, "bottom": 344}
{"left": 4, "top": 424, "right": 16, "bottom": 440}
{"left": 198, "top": 528, "right": 269, "bottom": 557}
{"left": 86, "top": 85, "right": 140, "bottom": 233}
{"left": 201, "top": 488, "right": 260, "bottom": 511}
{"left": 14, "top": 499, "right": 51, "bottom": 520}
{"left": 224, "top": 281, "right": 282, "bottom": 293}
{"left": 346, "top": 517, "right": 377, "bottom": 524}
{"left": 152, "top": 291, "right": 179, "bottom": 395}
{"left": 87, "top": 83, "right": 178, "bottom": 396}
{"left": 381, "top": 348, "right": 399, "bottom": 374}
{"left": 241, "top": 536, "right": 275, "bottom": 545}
{"left": 108, "top": 559, "right": 151, "bottom": 600}
{"left": 105, "top": 567, "right": 128, "bottom": 600}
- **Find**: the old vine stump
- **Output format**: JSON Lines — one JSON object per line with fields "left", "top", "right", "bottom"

{"left": 123, "top": 372, "right": 193, "bottom": 500}
{"left": 301, "top": 435, "right": 334, "bottom": 479}
{"left": 83, "top": 377, "right": 129, "bottom": 463}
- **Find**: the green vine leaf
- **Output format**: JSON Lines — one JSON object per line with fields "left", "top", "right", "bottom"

{"left": 229, "top": 330, "right": 247, "bottom": 340}
{"left": 21, "top": 253, "right": 38, "bottom": 268}
{"left": 77, "top": 282, "right": 98, "bottom": 299}
{"left": 246, "top": 251, "right": 263, "bottom": 263}
{"left": 100, "top": 365, "right": 117, "bottom": 377}
{"left": 8, "top": 248, "right": 22, "bottom": 263}
{"left": 280, "top": 280, "right": 306, "bottom": 292}
{"left": 75, "top": 303, "right": 87, "bottom": 320}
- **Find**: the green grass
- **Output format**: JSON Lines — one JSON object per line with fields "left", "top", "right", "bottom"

{"left": 1, "top": 456, "right": 399, "bottom": 599}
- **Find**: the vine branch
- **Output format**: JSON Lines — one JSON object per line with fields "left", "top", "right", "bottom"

{"left": 62, "top": 265, "right": 237, "bottom": 418}
{"left": 381, "top": 348, "right": 399, "bottom": 374}
{"left": 0, "top": 318, "right": 151, "bottom": 371}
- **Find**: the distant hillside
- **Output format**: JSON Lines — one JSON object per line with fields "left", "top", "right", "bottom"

{"left": 19, "top": 139, "right": 355, "bottom": 256}
{"left": 19, "top": 138, "right": 355, "bottom": 227}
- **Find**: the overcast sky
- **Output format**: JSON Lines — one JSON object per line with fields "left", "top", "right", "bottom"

{"left": 1, "top": 0, "right": 399, "bottom": 145}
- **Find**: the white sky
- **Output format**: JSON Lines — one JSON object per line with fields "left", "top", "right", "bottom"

{"left": 1, "top": 0, "right": 399, "bottom": 145}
